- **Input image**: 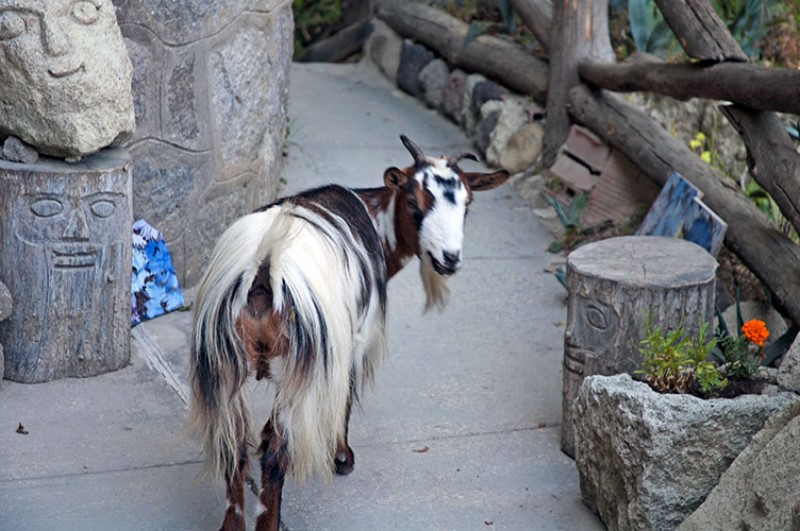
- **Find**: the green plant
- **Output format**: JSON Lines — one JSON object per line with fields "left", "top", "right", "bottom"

{"left": 546, "top": 194, "right": 587, "bottom": 230}
{"left": 637, "top": 319, "right": 727, "bottom": 395}
{"left": 627, "top": 0, "right": 674, "bottom": 56}
{"left": 711, "top": 0, "right": 777, "bottom": 57}
{"left": 464, "top": 0, "right": 516, "bottom": 46}
{"left": 293, "top": 0, "right": 342, "bottom": 56}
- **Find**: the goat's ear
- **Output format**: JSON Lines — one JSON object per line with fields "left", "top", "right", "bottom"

{"left": 384, "top": 167, "right": 409, "bottom": 189}
{"left": 464, "top": 170, "right": 509, "bottom": 192}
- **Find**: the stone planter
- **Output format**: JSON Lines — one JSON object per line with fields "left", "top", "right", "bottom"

{"left": 574, "top": 374, "right": 799, "bottom": 531}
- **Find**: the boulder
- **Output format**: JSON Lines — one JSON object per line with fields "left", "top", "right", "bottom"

{"left": 366, "top": 18, "right": 402, "bottom": 80}
{"left": 2, "top": 137, "right": 39, "bottom": 165}
{"left": 575, "top": 374, "right": 799, "bottom": 531}
{"left": 396, "top": 39, "right": 434, "bottom": 97}
{"left": 485, "top": 98, "right": 527, "bottom": 168}
{"left": 777, "top": 332, "right": 800, "bottom": 392}
{"left": 461, "top": 74, "right": 488, "bottom": 136}
{"left": 474, "top": 102, "right": 501, "bottom": 156}
{"left": 442, "top": 69, "right": 467, "bottom": 124}
{"left": 0, "top": 0, "right": 135, "bottom": 158}
{"left": 499, "top": 123, "right": 544, "bottom": 174}
{"left": 418, "top": 59, "right": 449, "bottom": 110}
{"left": 680, "top": 401, "right": 800, "bottom": 531}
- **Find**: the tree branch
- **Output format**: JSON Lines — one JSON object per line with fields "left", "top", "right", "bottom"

{"left": 579, "top": 56, "right": 800, "bottom": 114}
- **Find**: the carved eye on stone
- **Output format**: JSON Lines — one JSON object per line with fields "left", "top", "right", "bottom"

{"left": 30, "top": 198, "right": 64, "bottom": 218}
{"left": 585, "top": 305, "right": 610, "bottom": 330}
{"left": 0, "top": 11, "right": 26, "bottom": 41}
{"left": 71, "top": 1, "right": 100, "bottom": 25}
{"left": 90, "top": 199, "right": 116, "bottom": 218}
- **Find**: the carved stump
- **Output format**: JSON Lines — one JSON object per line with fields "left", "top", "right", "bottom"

{"left": 561, "top": 236, "right": 717, "bottom": 457}
{"left": 0, "top": 281, "right": 12, "bottom": 383}
{"left": 0, "top": 150, "right": 133, "bottom": 382}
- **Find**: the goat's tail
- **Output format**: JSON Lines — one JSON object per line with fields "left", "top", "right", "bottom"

{"left": 188, "top": 207, "right": 290, "bottom": 481}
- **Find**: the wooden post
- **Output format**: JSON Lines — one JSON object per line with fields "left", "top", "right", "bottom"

{"left": 561, "top": 236, "right": 717, "bottom": 457}
{"left": 542, "top": 0, "right": 613, "bottom": 167}
{"left": 0, "top": 149, "right": 133, "bottom": 382}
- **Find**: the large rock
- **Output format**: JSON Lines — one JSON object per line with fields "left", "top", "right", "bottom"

{"left": 575, "top": 374, "right": 799, "bottom": 531}
{"left": 366, "top": 18, "right": 402, "bottom": 81}
{"left": 442, "top": 69, "right": 467, "bottom": 124}
{"left": 114, "top": 0, "right": 293, "bottom": 287}
{"left": 499, "top": 123, "right": 544, "bottom": 174}
{"left": 485, "top": 98, "right": 527, "bottom": 168}
{"left": 680, "top": 401, "right": 800, "bottom": 531}
{"left": 418, "top": 59, "right": 449, "bottom": 110}
{"left": 396, "top": 39, "right": 434, "bottom": 97}
{"left": 461, "top": 73, "right": 488, "bottom": 137}
{"left": 0, "top": 0, "right": 135, "bottom": 158}
{"left": 777, "top": 332, "right": 800, "bottom": 392}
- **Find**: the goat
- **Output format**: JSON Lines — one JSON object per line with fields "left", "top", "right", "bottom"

{"left": 188, "top": 135, "right": 508, "bottom": 531}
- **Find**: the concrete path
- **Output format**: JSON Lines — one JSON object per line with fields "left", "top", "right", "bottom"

{"left": 0, "top": 61, "right": 604, "bottom": 531}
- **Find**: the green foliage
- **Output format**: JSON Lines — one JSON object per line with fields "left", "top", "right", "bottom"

{"left": 637, "top": 319, "right": 727, "bottom": 395}
{"left": 710, "top": 0, "right": 777, "bottom": 57}
{"left": 464, "top": 0, "right": 515, "bottom": 46}
{"left": 627, "top": 0, "right": 674, "bottom": 55}
{"left": 293, "top": 0, "right": 342, "bottom": 56}
{"left": 546, "top": 194, "right": 587, "bottom": 230}
{"left": 716, "top": 333, "right": 760, "bottom": 379}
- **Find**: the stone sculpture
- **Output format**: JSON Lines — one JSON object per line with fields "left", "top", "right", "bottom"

{"left": 0, "top": 150, "right": 133, "bottom": 382}
{"left": 0, "top": 0, "right": 135, "bottom": 158}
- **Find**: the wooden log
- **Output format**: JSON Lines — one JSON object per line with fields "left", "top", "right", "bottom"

{"left": 543, "top": 0, "right": 613, "bottom": 166}
{"left": 566, "top": 85, "right": 800, "bottom": 326}
{"left": 562, "top": 236, "right": 717, "bottom": 458}
{"left": 376, "top": 0, "right": 549, "bottom": 103}
{"left": 508, "top": 0, "right": 553, "bottom": 52}
{"left": 655, "top": 0, "right": 748, "bottom": 62}
{"left": 579, "top": 57, "right": 800, "bottom": 115}
{"left": 295, "top": 19, "right": 373, "bottom": 63}
{"left": 0, "top": 149, "right": 133, "bottom": 382}
{"left": 653, "top": 0, "right": 800, "bottom": 237}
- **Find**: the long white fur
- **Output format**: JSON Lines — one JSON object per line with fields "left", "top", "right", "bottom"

{"left": 189, "top": 198, "right": 387, "bottom": 484}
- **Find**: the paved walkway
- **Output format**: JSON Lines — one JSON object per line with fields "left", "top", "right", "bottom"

{"left": 0, "top": 61, "right": 604, "bottom": 530}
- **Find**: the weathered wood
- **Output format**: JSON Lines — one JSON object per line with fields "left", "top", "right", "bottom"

{"left": 508, "top": 0, "right": 553, "bottom": 52}
{"left": 543, "top": 0, "right": 613, "bottom": 167}
{"left": 654, "top": 0, "right": 800, "bottom": 237}
{"left": 566, "top": 85, "right": 800, "bottom": 326}
{"left": 376, "top": 0, "right": 549, "bottom": 103}
{"left": 0, "top": 149, "right": 133, "bottom": 382}
{"left": 580, "top": 57, "right": 800, "bottom": 115}
{"left": 562, "top": 236, "right": 717, "bottom": 458}
{"left": 655, "top": 0, "right": 748, "bottom": 62}
{"left": 296, "top": 19, "right": 372, "bottom": 63}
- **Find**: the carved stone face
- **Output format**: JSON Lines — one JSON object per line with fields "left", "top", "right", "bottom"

{"left": 0, "top": 0, "right": 135, "bottom": 156}
{"left": 16, "top": 188, "right": 126, "bottom": 270}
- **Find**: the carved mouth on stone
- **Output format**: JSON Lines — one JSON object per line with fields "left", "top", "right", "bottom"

{"left": 53, "top": 244, "right": 97, "bottom": 269}
{"left": 48, "top": 61, "right": 85, "bottom": 79}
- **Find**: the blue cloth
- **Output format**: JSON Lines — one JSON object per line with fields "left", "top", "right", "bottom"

{"left": 131, "top": 220, "right": 184, "bottom": 326}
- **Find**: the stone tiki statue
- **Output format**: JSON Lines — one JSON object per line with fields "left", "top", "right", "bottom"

{"left": 0, "top": 0, "right": 135, "bottom": 158}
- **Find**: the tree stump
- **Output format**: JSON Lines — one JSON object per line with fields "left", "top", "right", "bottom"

{"left": 561, "top": 236, "right": 717, "bottom": 457}
{"left": 0, "top": 149, "right": 133, "bottom": 383}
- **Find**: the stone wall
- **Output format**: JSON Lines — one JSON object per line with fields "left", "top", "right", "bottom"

{"left": 113, "top": 0, "right": 294, "bottom": 287}
{"left": 366, "top": 19, "right": 545, "bottom": 175}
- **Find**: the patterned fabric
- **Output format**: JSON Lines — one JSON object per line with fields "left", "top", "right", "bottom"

{"left": 131, "top": 220, "right": 184, "bottom": 326}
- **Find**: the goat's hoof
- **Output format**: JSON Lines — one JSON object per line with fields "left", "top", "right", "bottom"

{"left": 334, "top": 446, "right": 355, "bottom": 476}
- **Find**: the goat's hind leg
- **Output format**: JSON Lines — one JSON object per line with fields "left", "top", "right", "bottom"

{"left": 334, "top": 390, "right": 355, "bottom": 476}
{"left": 220, "top": 445, "right": 248, "bottom": 531}
{"left": 255, "top": 418, "right": 289, "bottom": 531}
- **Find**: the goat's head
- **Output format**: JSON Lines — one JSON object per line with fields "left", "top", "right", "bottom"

{"left": 384, "top": 135, "right": 509, "bottom": 309}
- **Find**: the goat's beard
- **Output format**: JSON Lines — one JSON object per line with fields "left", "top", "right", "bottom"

{"left": 420, "top": 252, "right": 450, "bottom": 312}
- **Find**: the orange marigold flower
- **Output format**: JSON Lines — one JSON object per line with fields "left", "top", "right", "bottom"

{"left": 742, "top": 319, "right": 769, "bottom": 347}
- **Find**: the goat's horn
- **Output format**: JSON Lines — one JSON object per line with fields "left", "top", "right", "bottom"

{"left": 449, "top": 151, "right": 479, "bottom": 163}
{"left": 400, "top": 135, "right": 425, "bottom": 165}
